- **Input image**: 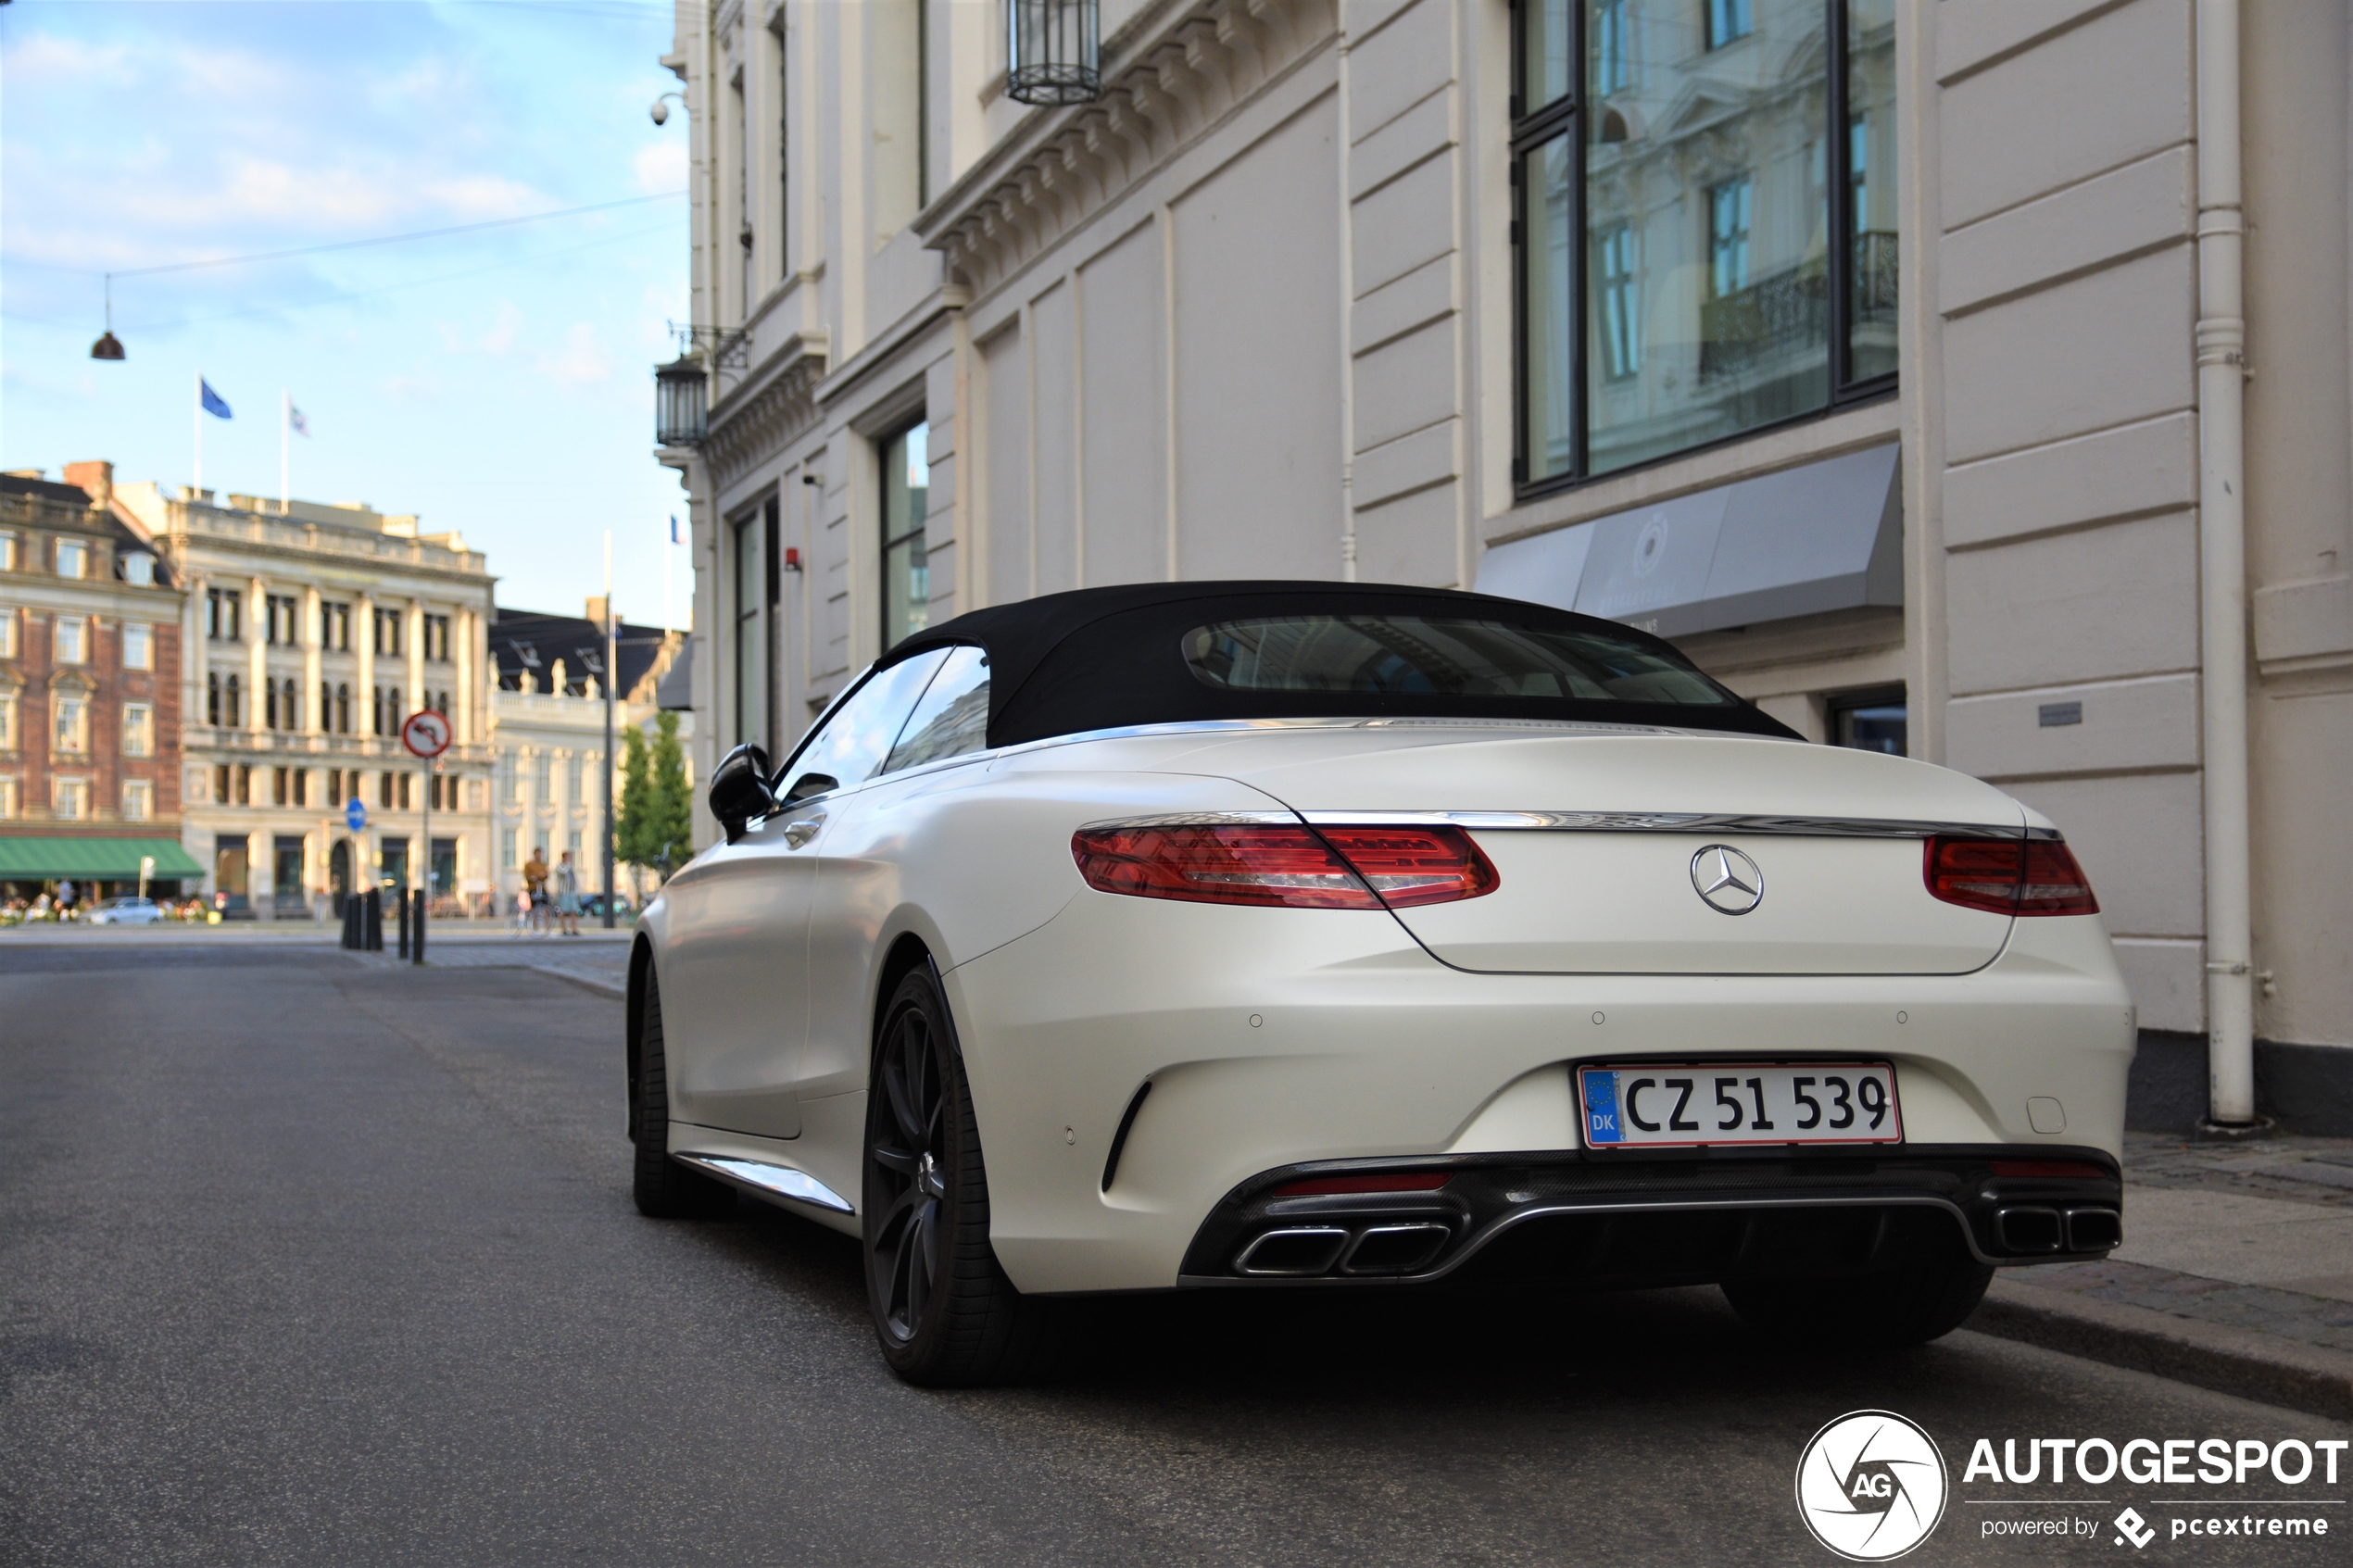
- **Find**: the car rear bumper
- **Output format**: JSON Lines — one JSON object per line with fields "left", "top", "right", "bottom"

{"left": 1176, "top": 1147, "right": 2122, "bottom": 1287}
{"left": 941, "top": 890, "right": 2134, "bottom": 1295}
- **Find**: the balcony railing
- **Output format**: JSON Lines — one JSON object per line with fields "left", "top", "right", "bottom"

{"left": 1699, "top": 262, "right": 1827, "bottom": 383}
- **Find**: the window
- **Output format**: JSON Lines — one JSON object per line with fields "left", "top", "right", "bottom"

{"left": 884, "top": 645, "right": 990, "bottom": 772}
{"left": 216, "top": 762, "right": 252, "bottom": 806}
{"left": 374, "top": 608, "right": 404, "bottom": 658}
{"left": 321, "top": 601, "right": 351, "bottom": 651}
{"left": 397, "top": 771, "right": 412, "bottom": 810}
{"left": 881, "top": 420, "right": 928, "bottom": 652}
{"left": 54, "top": 776, "right": 88, "bottom": 819}
{"left": 54, "top": 695, "right": 88, "bottom": 753}
{"left": 500, "top": 759, "right": 519, "bottom": 805}
{"left": 122, "top": 703, "right": 153, "bottom": 757}
{"left": 0, "top": 776, "right": 15, "bottom": 818}
{"left": 273, "top": 766, "right": 291, "bottom": 807}
{"left": 208, "top": 587, "right": 242, "bottom": 641}
{"left": 334, "top": 683, "right": 351, "bottom": 734}
{"left": 294, "top": 767, "right": 308, "bottom": 807}
{"left": 776, "top": 648, "right": 951, "bottom": 805}
{"left": 731, "top": 510, "right": 764, "bottom": 751}
{"left": 54, "top": 617, "right": 87, "bottom": 664}
{"left": 1594, "top": 224, "right": 1641, "bottom": 381}
{"left": 267, "top": 680, "right": 282, "bottom": 730}
{"left": 379, "top": 770, "right": 393, "bottom": 809}
{"left": 1706, "top": 0, "right": 1753, "bottom": 50}
{"left": 0, "top": 693, "right": 12, "bottom": 749}
{"left": 533, "top": 752, "right": 551, "bottom": 798}
{"left": 777, "top": 43, "right": 792, "bottom": 272}
{"left": 423, "top": 614, "right": 452, "bottom": 662}
{"left": 501, "top": 828, "right": 517, "bottom": 871}
{"left": 1515, "top": 1, "right": 1895, "bottom": 491}
{"left": 1829, "top": 685, "right": 1906, "bottom": 756}
{"left": 56, "top": 540, "right": 88, "bottom": 580}
{"left": 565, "top": 754, "right": 583, "bottom": 799}
{"left": 122, "top": 552, "right": 156, "bottom": 585}
{"left": 123, "top": 621, "right": 152, "bottom": 670}
{"left": 731, "top": 72, "right": 752, "bottom": 315}
{"left": 121, "top": 778, "right": 153, "bottom": 821}
{"left": 0, "top": 610, "right": 15, "bottom": 659}
{"left": 568, "top": 828, "right": 583, "bottom": 857}
{"left": 0, "top": 533, "right": 15, "bottom": 571}
{"left": 267, "top": 594, "right": 300, "bottom": 645}
{"left": 373, "top": 685, "right": 403, "bottom": 736}
{"left": 223, "top": 672, "right": 242, "bottom": 727}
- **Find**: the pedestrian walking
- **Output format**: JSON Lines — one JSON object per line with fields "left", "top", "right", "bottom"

{"left": 55, "top": 879, "right": 77, "bottom": 921}
{"left": 555, "top": 850, "right": 582, "bottom": 937}
{"left": 523, "top": 847, "right": 550, "bottom": 935}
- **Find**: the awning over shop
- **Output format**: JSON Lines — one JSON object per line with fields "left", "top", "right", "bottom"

{"left": 0, "top": 836, "right": 206, "bottom": 881}
{"left": 1476, "top": 443, "right": 1902, "bottom": 639}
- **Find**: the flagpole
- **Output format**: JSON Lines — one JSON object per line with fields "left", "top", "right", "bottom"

{"left": 281, "top": 390, "right": 290, "bottom": 509}
{"left": 193, "top": 370, "right": 203, "bottom": 491}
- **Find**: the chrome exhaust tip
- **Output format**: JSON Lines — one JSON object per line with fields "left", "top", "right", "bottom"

{"left": 1235, "top": 1227, "right": 1350, "bottom": 1276}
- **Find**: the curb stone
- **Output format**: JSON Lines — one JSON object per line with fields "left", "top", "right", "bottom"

{"left": 1967, "top": 1275, "right": 2353, "bottom": 1422}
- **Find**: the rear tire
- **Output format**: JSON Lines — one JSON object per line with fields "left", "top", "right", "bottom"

{"left": 1722, "top": 1255, "right": 1994, "bottom": 1347}
{"left": 630, "top": 962, "right": 734, "bottom": 1219}
{"left": 862, "top": 963, "right": 1055, "bottom": 1386}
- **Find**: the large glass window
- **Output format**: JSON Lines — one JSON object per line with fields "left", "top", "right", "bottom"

{"left": 881, "top": 420, "right": 929, "bottom": 652}
{"left": 777, "top": 648, "right": 950, "bottom": 805}
{"left": 731, "top": 510, "right": 764, "bottom": 752}
{"left": 1516, "top": 0, "right": 1896, "bottom": 491}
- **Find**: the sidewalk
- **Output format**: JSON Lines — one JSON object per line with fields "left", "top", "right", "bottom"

{"left": 1969, "top": 1131, "right": 2353, "bottom": 1420}
{"left": 348, "top": 927, "right": 632, "bottom": 997}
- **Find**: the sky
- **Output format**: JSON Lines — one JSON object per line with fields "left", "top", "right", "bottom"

{"left": 1, "top": 0, "right": 694, "bottom": 627}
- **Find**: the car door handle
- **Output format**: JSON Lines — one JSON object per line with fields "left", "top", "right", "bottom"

{"left": 783, "top": 815, "right": 824, "bottom": 848}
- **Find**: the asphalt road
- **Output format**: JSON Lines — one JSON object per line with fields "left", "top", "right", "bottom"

{"left": 5, "top": 943, "right": 2347, "bottom": 1567}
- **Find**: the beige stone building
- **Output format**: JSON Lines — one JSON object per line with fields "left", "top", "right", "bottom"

{"left": 119, "top": 483, "right": 497, "bottom": 917}
{"left": 486, "top": 604, "right": 690, "bottom": 914}
{"left": 652, "top": 0, "right": 2350, "bottom": 1131}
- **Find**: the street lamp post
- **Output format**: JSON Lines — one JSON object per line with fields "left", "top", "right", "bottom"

{"left": 603, "top": 533, "right": 617, "bottom": 930}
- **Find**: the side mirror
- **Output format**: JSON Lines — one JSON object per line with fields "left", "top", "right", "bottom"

{"left": 709, "top": 743, "right": 777, "bottom": 844}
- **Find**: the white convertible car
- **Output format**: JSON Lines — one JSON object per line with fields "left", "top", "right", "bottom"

{"left": 629, "top": 583, "right": 2131, "bottom": 1385}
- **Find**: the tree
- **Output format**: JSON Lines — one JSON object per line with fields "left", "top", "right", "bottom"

{"left": 618, "top": 711, "right": 694, "bottom": 883}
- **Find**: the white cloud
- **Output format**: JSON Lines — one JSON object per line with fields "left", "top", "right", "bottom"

{"left": 633, "top": 139, "right": 687, "bottom": 195}
{"left": 482, "top": 301, "right": 525, "bottom": 358}
{"left": 536, "top": 323, "right": 613, "bottom": 385}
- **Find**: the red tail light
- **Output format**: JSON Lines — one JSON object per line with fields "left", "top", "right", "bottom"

{"left": 1924, "top": 835, "right": 2099, "bottom": 917}
{"left": 1071, "top": 823, "right": 1497, "bottom": 910}
{"left": 1272, "top": 1172, "right": 1452, "bottom": 1198}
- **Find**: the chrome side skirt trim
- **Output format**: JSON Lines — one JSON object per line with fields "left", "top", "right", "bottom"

{"left": 1299, "top": 810, "right": 2053, "bottom": 840}
{"left": 674, "top": 1153, "right": 855, "bottom": 1214}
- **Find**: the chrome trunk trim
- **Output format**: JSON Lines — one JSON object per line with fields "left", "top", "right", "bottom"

{"left": 1298, "top": 810, "right": 2055, "bottom": 840}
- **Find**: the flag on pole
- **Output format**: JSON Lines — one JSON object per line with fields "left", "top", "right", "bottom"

{"left": 199, "top": 379, "right": 233, "bottom": 420}
{"left": 288, "top": 405, "right": 309, "bottom": 437}
{"left": 669, "top": 514, "right": 680, "bottom": 544}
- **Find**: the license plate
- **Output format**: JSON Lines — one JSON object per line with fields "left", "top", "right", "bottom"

{"left": 1577, "top": 1062, "right": 1903, "bottom": 1149}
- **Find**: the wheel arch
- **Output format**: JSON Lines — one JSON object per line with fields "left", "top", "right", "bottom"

{"left": 870, "top": 931, "right": 938, "bottom": 1060}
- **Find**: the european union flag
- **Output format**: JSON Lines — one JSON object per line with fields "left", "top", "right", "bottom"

{"left": 200, "top": 380, "right": 233, "bottom": 420}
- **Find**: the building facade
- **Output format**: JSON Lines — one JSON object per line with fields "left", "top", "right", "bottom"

{"left": 486, "top": 604, "right": 689, "bottom": 912}
{"left": 0, "top": 463, "right": 198, "bottom": 896}
{"left": 118, "top": 483, "right": 497, "bottom": 918}
{"left": 655, "top": 0, "right": 2351, "bottom": 1127}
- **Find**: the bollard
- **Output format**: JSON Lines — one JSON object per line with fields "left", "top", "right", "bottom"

{"left": 397, "top": 890, "right": 411, "bottom": 960}
{"left": 412, "top": 887, "right": 426, "bottom": 966}
{"left": 363, "top": 890, "right": 384, "bottom": 951}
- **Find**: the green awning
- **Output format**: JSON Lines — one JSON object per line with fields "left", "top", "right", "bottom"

{"left": 0, "top": 836, "right": 206, "bottom": 880}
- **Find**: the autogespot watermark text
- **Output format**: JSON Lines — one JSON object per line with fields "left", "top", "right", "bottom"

{"left": 1959, "top": 1432, "right": 2346, "bottom": 1552}
{"left": 1797, "top": 1411, "right": 2347, "bottom": 1560}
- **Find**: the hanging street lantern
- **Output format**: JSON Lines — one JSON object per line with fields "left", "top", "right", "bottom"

{"left": 654, "top": 354, "right": 708, "bottom": 447}
{"left": 90, "top": 274, "right": 125, "bottom": 360}
{"left": 1007, "top": 0, "right": 1102, "bottom": 107}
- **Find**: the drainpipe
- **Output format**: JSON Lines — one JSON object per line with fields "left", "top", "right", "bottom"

{"left": 1335, "top": 15, "right": 1357, "bottom": 582}
{"left": 2195, "top": 0, "right": 2256, "bottom": 1127}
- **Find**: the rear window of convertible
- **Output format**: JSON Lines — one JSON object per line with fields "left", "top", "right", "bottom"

{"left": 1181, "top": 615, "right": 1735, "bottom": 709}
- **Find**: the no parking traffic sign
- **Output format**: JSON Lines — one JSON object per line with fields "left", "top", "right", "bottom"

{"left": 401, "top": 709, "right": 452, "bottom": 760}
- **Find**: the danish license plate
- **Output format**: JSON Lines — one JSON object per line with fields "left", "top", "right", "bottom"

{"left": 1578, "top": 1062, "right": 1903, "bottom": 1149}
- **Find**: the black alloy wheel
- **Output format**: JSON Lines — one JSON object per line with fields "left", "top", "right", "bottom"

{"left": 862, "top": 962, "right": 1054, "bottom": 1385}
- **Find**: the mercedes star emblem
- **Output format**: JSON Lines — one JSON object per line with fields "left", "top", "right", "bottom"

{"left": 1690, "top": 844, "right": 1764, "bottom": 915}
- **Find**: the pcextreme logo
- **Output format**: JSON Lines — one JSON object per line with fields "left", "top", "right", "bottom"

{"left": 1796, "top": 1410, "right": 1951, "bottom": 1562}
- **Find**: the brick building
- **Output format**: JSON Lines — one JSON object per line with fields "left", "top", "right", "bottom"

{"left": 0, "top": 462, "right": 201, "bottom": 899}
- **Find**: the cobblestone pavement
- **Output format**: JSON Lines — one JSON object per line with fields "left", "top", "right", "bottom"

{"left": 348, "top": 932, "right": 630, "bottom": 990}
{"left": 1994, "top": 1131, "right": 2353, "bottom": 1362}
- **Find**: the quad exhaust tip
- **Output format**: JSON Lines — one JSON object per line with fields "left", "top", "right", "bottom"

{"left": 1234, "top": 1223, "right": 1453, "bottom": 1278}
{"left": 1994, "top": 1204, "right": 2120, "bottom": 1255}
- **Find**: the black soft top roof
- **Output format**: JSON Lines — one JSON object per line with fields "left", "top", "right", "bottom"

{"left": 880, "top": 580, "right": 1799, "bottom": 746}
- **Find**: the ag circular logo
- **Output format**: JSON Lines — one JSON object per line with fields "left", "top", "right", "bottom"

{"left": 1795, "top": 1410, "right": 1948, "bottom": 1562}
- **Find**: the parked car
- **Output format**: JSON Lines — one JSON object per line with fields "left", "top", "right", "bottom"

{"left": 579, "top": 892, "right": 635, "bottom": 921}
{"left": 628, "top": 582, "right": 2130, "bottom": 1386}
{"left": 87, "top": 896, "right": 166, "bottom": 926}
